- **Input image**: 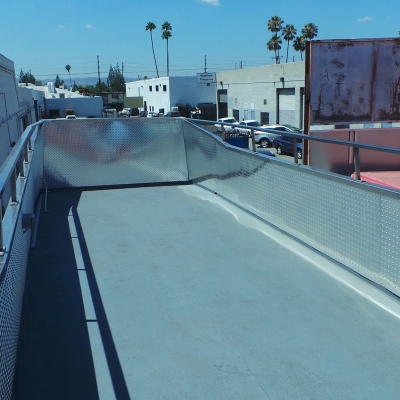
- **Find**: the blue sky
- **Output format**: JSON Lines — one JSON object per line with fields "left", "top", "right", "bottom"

{"left": 1, "top": 0, "right": 398, "bottom": 82}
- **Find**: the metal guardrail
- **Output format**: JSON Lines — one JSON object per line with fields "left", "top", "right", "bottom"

{"left": 0, "top": 121, "right": 42, "bottom": 254}
{"left": 188, "top": 119, "right": 400, "bottom": 178}
{"left": 0, "top": 117, "right": 399, "bottom": 400}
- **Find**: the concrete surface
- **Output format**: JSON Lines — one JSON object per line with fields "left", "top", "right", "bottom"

{"left": 14, "top": 185, "right": 400, "bottom": 399}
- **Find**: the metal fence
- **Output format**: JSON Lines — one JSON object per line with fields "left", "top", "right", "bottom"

{"left": 0, "top": 117, "right": 400, "bottom": 399}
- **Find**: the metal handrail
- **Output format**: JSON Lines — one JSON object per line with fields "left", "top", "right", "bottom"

{"left": 0, "top": 121, "right": 43, "bottom": 252}
{"left": 188, "top": 119, "right": 400, "bottom": 177}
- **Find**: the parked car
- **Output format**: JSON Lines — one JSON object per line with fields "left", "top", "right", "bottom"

{"left": 272, "top": 135, "right": 303, "bottom": 159}
{"left": 235, "top": 120, "right": 262, "bottom": 136}
{"left": 139, "top": 110, "right": 148, "bottom": 117}
{"left": 255, "top": 149, "right": 277, "bottom": 157}
{"left": 119, "top": 108, "right": 131, "bottom": 117}
{"left": 253, "top": 129, "right": 280, "bottom": 148}
{"left": 165, "top": 111, "right": 181, "bottom": 117}
{"left": 254, "top": 124, "right": 302, "bottom": 148}
{"left": 214, "top": 117, "right": 239, "bottom": 133}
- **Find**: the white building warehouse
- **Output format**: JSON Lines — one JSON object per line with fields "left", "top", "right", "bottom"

{"left": 125, "top": 76, "right": 216, "bottom": 115}
{"left": 216, "top": 61, "right": 305, "bottom": 128}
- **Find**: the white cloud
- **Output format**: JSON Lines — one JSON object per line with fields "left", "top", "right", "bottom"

{"left": 357, "top": 16, "right": 374, "bottom": 22}
{"left": 85, "top": 24, "right": 94, "bottom": 29}
{"left": 202, "top": 0, "right": 220, "bottom": 5}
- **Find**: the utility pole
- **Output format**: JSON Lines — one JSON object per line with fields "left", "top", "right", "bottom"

{"left": 204, "top": 55, "right": 207, "bottom": 73}
{"left": 122, "top": 62, "right": 125, "bottom": 95}
{"left": 97, "top": 55, "right": 101, "bottom": 97}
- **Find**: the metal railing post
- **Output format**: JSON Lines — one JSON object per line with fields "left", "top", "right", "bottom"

{"left": 354, "top": 147, "right": 361, "bottom": 180}
{"left": 221, "top": 125, "right": 226, "bottom": 142}
{"left": 250, "top": 129, "right": 256, "bottom": 152}
{"left": 18, "top": 153, "right": 25, "bottom": 178}
{"left": 0, "top": 199, "right": 3, "bottom": 254}
{"left": 11, "top": 168, "right": 17, "bottom": 204}
{"left": 24, "top": 142, "right": 29, "bottom": 162}
{"left": 293, "top": 139, "right": 298, "bottom": 164}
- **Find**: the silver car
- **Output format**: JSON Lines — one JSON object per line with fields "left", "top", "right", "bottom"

{"left": 214, "top": 117, "right": 239, "bottom": 133}
{"left": 254, "top": 124, "right": 302, "bottom": 148}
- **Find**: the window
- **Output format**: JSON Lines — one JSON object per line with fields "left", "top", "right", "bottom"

{"left": 156, "top": 85, "right": 159, "bottom": 92}
{"left": 149, "top": 86, "right": 152, "bottom": 91}
{"left": 111, "top": 94, "right": 118, "bottom": 99}
{"left": 163, "top": 85, "right": 167, "bottom": 92}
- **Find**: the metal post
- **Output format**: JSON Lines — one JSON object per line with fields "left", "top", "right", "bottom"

{"left": 0, "top": 199, "right": 4, "bottom": 254}
{"left": 18, "top": 153, "right": 25, "bottom": 178}
{"left": 250, "top": 129, "right": 256, "bottom": 152}
{"left": 293, "top": 138, "right": 298, "bottom": 164}
{"left": 44, "top": 187, "right": 48, "bottom": 212}
{"left": 221, "top": 125, "right": 226, "bottom": 142}
{"left": 11, "top": 168, "right": 17, "bottom": 204}
{"left": 354, "top": 147, "right": 361, "bottom": 180}
{"left": 24, "top": 143, "right": 29, "bottom": 162}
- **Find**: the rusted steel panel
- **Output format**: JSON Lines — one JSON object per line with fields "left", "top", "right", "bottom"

{"left": 310, "top": 38, "right": 400, "bottom": 124}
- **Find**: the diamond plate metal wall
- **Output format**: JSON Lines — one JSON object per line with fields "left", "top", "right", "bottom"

{"left": 182, "top": 120, "right": 400, "bottom": 297}
{"left": 0, "top": 126, "right": 44, "bottom": 400}
{"left": 43, "top": 118, "right": 189, "bottom": 188}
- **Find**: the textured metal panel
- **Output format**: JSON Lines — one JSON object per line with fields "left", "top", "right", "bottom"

{"left": 0, "top": 127, "right": 44, "bottom": 400}
{"left": 310, "top": 38, "right": 400, "bottom": 124}
{"left": 43, "top": 118, "right": 188, "bottom": 188}
{"left": 182, "top": 120, "right": 400, "bottom": 297}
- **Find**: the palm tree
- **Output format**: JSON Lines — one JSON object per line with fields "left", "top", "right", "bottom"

{"left": 65, "top": 65, "right": 72, "bottom": 88}
{"left": 267, "top": 36, "right": 282, "bottom": 64}
{"left": 301, "top": 23, "right": 318, "bottom": 41}
{"left": 282, "top": 25, "right": 297, "bottom": 63}
{"left": 293, "top": 36, "right": 306, "bottom": 60}
{"left": 267, "top": 16, "right": 284, "bottom": 63}
{"left": 145, "top": 22, "right": 159, "bottom": 78}
{"left": 161, "top": 21, "right": 172, "bottom": 77}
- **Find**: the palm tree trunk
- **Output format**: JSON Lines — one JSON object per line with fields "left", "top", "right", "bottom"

{"left": 286, "top": 40, "right": 289, "bottom": 63}
{"left": 276, "top": 33, "right": 280, "bottom": 64}
{"left": 167, "top": 39, "right": 169, "bottom": 77}
{"left": 151, "top": 31, "right": 159, "bottom": 78}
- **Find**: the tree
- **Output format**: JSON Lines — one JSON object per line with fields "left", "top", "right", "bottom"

{"left": 19, "top": 69, "right": 36, "bottom": 84}
{"left": 293, "top": 36, "right": 306, "bottom": 60}
{"left": 267, "top": 36, "right": 282, "bottom": 64}
{"left": 282, "top": 24, "right": 297, "bottom": 63}
{"left": 65, "top": 65, "right": 72, "bottom": 89}
{"left": 107, "top": 63, "right": 125, "bottom": 92}
{"left": 145, "top": 22, "right": 159, "bottom": 78}
{"left": 161, "top": 21, "right": 172, "bottom": 77}
{"left": 54, "top": 75, "right": 64, "bottom": 87}
{"left": 301, "top": 23, "right": 318, "bottom": 41}
{"left": 267, "top": 16, "right": 284, "bottom": 63}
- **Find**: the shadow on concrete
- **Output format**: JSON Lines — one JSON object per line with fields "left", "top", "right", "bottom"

{"left": 13, "top": 189, "right": 130, "bottom": 400}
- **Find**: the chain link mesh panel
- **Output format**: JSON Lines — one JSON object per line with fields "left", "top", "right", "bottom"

{"left": 43, "top": 118, "right": 189, "bottom": 188}
{"left": 182, "top": 120, "right": 400, "bottom": 297}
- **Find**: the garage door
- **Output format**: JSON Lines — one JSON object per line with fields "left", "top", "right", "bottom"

{"left": 278, "top": 88, "right": 295, "bottom": 126}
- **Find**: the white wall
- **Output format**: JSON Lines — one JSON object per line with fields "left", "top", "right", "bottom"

{"left": 45, "top": 96, "right": 103, "bottom": 118}
{"left": 0, "top": 53, "right": 36, "bottom": 211}
{"left": 169, "top": 77, "right": 215, "bottom": 107}
{"left": 125, "top": 76, "right": 216, "bottom": 113}
{"left": 216, "top": 62, "right": 305, "bottom": 127}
